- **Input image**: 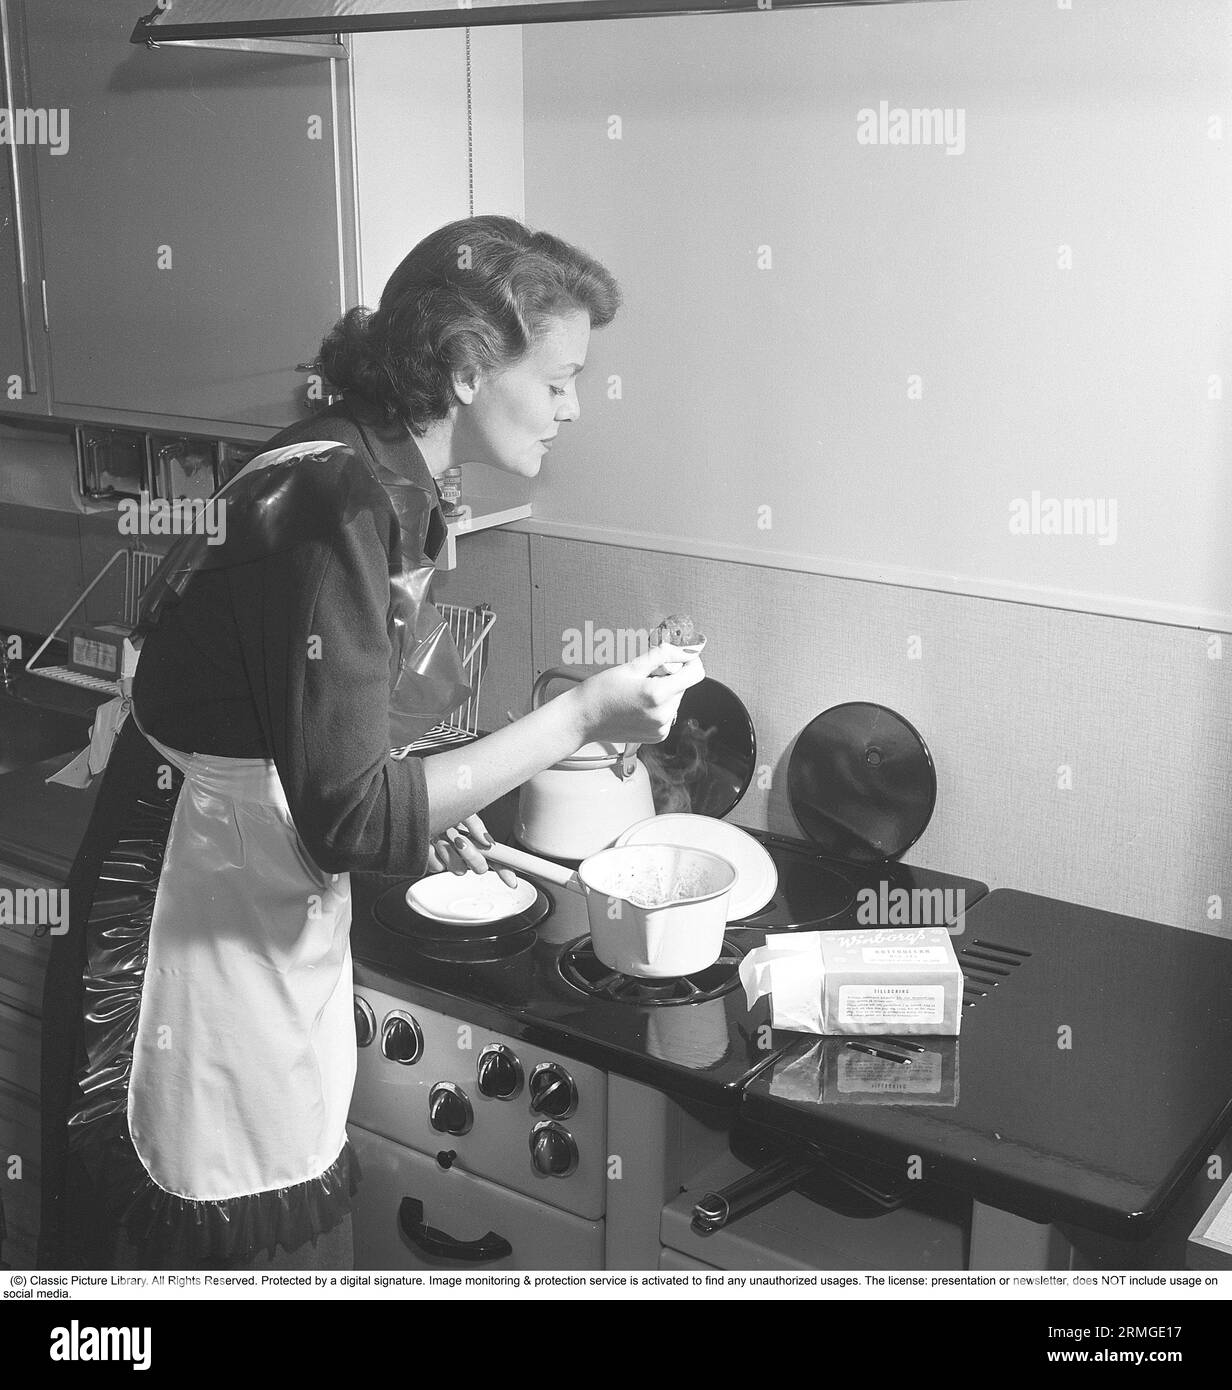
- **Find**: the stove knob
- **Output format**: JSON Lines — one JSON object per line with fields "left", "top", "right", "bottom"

{"left": 528, "top": 1062, "right": 577, "bottom": 1120}
{"left": 380, "top": 1011, "right": 424, "bottom": 1066}
{"left": 354, "top": 996, "right": 376, "bottom": 1048}
{"left": 429, "top": 1083, "right": 473, "bottom": 1136}
{"left": 476, "top": 1045, "right": 523, "bottom": 1100}
{"left": 530, "top": 1121, "right": 578, "bottom": 1178}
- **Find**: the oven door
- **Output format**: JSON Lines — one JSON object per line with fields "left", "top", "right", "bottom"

{"left": 348, "top": 1124, "right": 605, "bottom": 1271}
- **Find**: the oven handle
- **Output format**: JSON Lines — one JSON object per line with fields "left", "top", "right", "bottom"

{"left": 398, "top": 1197, "right": 513, "bottom": 1264}
{"left": 691, "top": 1158, "right": 816, "bottom": 1235}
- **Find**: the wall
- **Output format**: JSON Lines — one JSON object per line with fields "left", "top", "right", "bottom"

{"left": 416, "top": 0, "right": 1232, "bottom": 937}
{"left": 436, "top": 523, "right": 1231, "bottom": 938}
{"left": 516, "top": 0, "right": 1232, "bottom": 629}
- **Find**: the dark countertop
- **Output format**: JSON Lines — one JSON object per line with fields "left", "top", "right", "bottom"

{"left": 738, "top": 889, "right": 1232, "bottom": 1236}
{"left": 0, "top": 754, "right": 100, "bottom": 878}
{"left": 0, "top": 672, "right": 105, "bottom": 876}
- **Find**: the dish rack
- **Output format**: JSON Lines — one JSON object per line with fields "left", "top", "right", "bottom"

{"left": 25, "top": 547, "right": 162, "bottom": 695}
{"left": 25, "top": 548, "right": 495, "bottom": 750}
{"left": 389, "top": 600, "right": 496, "bottom": 756}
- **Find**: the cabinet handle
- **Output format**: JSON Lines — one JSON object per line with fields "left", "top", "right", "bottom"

{"left": 0, "top": 0, "right": 38, "bottom": 395}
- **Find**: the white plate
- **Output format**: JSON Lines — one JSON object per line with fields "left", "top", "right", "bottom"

{"left": 614, "top": 813, "right": 777, "bottom": 922}
{"left": 406, "top": 871, "right": 538, "bottom": 925}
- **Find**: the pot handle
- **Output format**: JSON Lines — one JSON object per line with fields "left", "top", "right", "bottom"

{"left": 481, "top": 839, "right": 585, "bottom": 895}
{"left": 530, "top": 666, "right": 586, "bottom": 710}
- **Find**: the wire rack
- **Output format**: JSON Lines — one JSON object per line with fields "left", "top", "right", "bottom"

{"left": 389, "top": 601, "right": 496, "bottom": 756}
{"left": 24, "top": 547, "right": 162, "bottom": 695}
{"left": 25, "top": 550, "right": 496, "bottom": 751}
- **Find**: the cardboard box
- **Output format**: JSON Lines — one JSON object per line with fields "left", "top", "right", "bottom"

{"left": 740, "top": 927, "right": 963, "bottom": 1036}
{"left": 1189, "top": 1172, "right": 1232, "bottom": 1269}
{"left": 66, "top": 623, "right": 131, "bottom": 679}
{"left": 820, "top": 927, "right": 963, "bottom": 1035}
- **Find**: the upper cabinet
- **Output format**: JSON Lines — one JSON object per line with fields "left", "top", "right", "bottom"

{"left": 21, "top": 0, "right": 352, "bottom": 438}
{"left": 0, "top": 2, "right": 524, "bottom": 442}
{"left": 0, "top": 0, "right": 51, "bottom": 416}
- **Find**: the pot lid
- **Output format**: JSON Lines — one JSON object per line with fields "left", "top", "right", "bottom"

{"left": 786, "top": 702, "right": 936, "bottom": 864}
{"left": 640, "top": 677, "right": 756, "bottom": 820}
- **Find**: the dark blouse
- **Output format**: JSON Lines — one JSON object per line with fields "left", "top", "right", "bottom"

{"left": 132, "top": 403, "right": 444, "bottom": 878}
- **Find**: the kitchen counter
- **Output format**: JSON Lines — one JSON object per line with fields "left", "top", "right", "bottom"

{"left": 0, "top": 755, "right": 100, "bottom": 879}
{"left": 0, "top": 675, "right": 103, "bottom": 878}
{"left": 739, "top": 890, "right": 1232, "bottom": 1239}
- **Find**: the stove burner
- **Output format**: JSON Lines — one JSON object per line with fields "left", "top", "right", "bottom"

{"left": 370, "top": 878, "right": 552, "bottom": 945}
{"left": 558, "top": 935, "right": 747, "bottom": 1006}
{"left": 403, "top": 927, "right": 539, "bottom": 964}
{"left": 739, "top": 847, "right": 857, "bottom": 930}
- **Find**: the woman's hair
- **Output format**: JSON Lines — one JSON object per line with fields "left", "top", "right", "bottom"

{"left": 318, "top": 216, "right": 621, "bottom": 434}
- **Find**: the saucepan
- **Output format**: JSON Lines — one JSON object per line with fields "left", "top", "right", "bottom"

{"left": 479, "top": 839, "right": 737, "bottom": 978}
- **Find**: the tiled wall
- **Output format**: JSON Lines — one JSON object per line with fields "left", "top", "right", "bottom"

{"left": 437, "top": 526, "right": 1232, "bottom": 939}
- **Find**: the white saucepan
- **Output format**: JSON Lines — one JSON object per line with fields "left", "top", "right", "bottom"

{"left": 480, "top": 839, "right": 736, "bottom": 978}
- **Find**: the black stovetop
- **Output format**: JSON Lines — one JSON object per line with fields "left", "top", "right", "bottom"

{"left": 350, "top": 822, "right": 987, "bottom": 1107}
{"left": 739, "top": 890, "right": 1232, "bottom": 1236}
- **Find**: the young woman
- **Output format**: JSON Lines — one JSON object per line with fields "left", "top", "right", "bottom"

{"left": 39, "top": 217, "right": 703, "bottom": 1270}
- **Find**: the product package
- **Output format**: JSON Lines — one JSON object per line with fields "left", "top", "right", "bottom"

{"left": 739, "top": 927, "right": 963, "bottom": 1036}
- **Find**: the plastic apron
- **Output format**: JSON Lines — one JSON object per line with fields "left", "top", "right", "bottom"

{"left": 55, "top": 437, "right": 469, "bottom": 1252}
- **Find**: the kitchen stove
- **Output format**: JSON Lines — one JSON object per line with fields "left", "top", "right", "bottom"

{"left": 347, "top": 819, "right": 991, "bottom": 1271}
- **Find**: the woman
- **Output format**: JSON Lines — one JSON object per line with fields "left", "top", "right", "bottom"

{"left": 39, "top": 216, "right": 703, "bottom": 1270}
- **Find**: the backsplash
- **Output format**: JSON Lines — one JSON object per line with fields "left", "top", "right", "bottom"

{"left": 6, "top": 488, "right": 1225, "bottom": 939}
{"left": 436, "top": 526, "right": 1232, "bottom": 939}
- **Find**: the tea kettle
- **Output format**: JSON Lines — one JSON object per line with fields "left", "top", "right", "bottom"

{"left": 515, "top": 668, "right": 656, "bottom": 861}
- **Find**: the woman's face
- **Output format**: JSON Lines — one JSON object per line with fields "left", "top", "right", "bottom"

{"left": 459, "top": 309, "right": 591, "bottom": 478}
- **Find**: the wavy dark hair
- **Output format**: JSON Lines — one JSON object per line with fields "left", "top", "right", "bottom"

{"left": 318, "top": 216, "right": 621, "bottom": 434}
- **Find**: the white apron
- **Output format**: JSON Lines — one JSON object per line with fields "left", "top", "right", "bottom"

{"left": 126, "top": 721, "right": 355, "bottom": 1201}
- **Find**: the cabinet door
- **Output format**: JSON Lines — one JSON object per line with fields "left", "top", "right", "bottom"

{"left": 23, "top": 0, "right": 353, "bottom": 434}
{"left": 0, "top": 0, "right": 50, "bottom": 416}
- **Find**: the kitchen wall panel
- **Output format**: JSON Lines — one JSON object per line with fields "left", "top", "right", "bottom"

{"left": 519, "top": 0, "right": 1232, "bottom": 629}
{"left": 453, "top": 526, "right": 1230, "bottom": 938}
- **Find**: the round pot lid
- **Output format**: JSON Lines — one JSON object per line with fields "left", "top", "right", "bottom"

{"left": 639, "top": 677, "right": 756, "bottom": 820}
{"left": 787, "top": 702, "right": 936, "bottom": 864}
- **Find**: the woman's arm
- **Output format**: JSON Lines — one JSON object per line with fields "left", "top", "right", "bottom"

{"left": 233, "top": 453, "right": 702, "bottom": 876}
{"left": 420, "top": 647, "right": 704, "bottom": 837}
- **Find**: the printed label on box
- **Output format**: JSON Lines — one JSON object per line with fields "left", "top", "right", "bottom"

{"left": 837, "top": 1049, "right": 943, "bottom": 1095}
{"left": 860, "top": 946, "right": 951, "bottom": 964}
{"left": 837, "top": 984, "right": 945, "bottom": 1027}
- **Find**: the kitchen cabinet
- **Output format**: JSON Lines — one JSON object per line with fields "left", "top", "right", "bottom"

{"left": 0, "top": 4, "right": 525, "bottom": 444}
{"left": 18, "top": 0, "right": 353, "bottom": 438}
{"left": 0, "top": 0, "right": 50, "bottom": 417}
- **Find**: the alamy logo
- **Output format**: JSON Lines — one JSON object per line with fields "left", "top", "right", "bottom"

{"left": 856, "top": 101, "right": 966, "bottom": 155}
{"left": 0, "top": 886, "right": 69, "bottom": 934}
{"left": 117, "top": 491, "right": 227, "bottom": 545}
{"left": 1009, "top": 491, "right": 1118, "bottom": 545}
{"left": 0, "top": 106, "right": 70, "bottom": 156}
{"left": 49, "top": 1321, "right": 151, "bottom": 1371}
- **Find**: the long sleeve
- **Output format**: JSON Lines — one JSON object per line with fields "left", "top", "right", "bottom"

{"left": 228, "top": 463, "right": 433, "bottom": 877}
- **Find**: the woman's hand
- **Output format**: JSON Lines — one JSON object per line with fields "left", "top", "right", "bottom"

{"left": 424, "top": 813, "right": 519, "bottom": 887}
{"left": 570, "top": 644, "right": 706, "bottom": 746}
